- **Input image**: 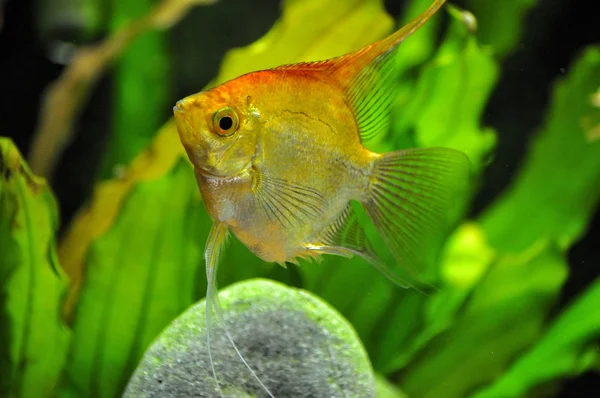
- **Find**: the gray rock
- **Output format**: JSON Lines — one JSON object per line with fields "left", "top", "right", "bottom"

{"left": 124, "top": 278, "right": 376, "bottom": 397}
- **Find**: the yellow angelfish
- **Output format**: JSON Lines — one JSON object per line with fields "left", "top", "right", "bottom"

{"left": 174, "top": 0, "right": 469, "bottom": 395}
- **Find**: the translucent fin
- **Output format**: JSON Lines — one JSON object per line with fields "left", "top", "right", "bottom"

{"left": 204, "top": 223, "right": 274, "bottom": 397}
{"left": 254, "top": 173, "right": 326, "bottom": 228}
{"left": 307, "top": 203, "right": 415, "bottom": 289}
{"left": 317, "top": 203, "right": 373, "bottom": 255}
{"left": 273, "top": 0, "right": 447, "bottom": 141}
{"left": 346, "top": 46, "right": 397, "bottom": 141}
{"left": 363, "top": 148, "right": 471, "bottom": 281}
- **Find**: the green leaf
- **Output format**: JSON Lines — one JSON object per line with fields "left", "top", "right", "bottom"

{"left": 473, "top": 276, "right": 600, "bottom": 398}
{"left": 376, "top": 374, "right": 409, "bottom": 398}
{"left": 399, "top": 242, "right": 568, "bottom": 398}
{"left": 375, "top": 223, "right": 495, "bottom": 373}
{"left": 465, "top": 0, "right": 538, "bottom": 57}
{"left": 125, "top": 279, "right": 376, "bottom": 396}
{"left": 378, "top": 0, "right": 445, "bottom": 153}
{"left": 389, "top": 7, "right": 498, "bottom": 170}
{"left": 97, "top": 0, "right": 171, "bottom": 180}
{"left": 394, "top": 45, "right": 600, "bottom": 398}
{"left": 59, "top": 159, "right": 208, "bottom": 397}
{"left": 0, "top": 138, "right": 71, "bottom": 398}
{"left": 481, "top": 46, "right": 600, "bottom": 252}
{"left": 394, "top": 0, "right": 443, "bottom": 73}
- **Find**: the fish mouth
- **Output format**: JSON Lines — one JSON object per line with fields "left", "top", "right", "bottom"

{"left": 173, "top": 102, "right": 185, "bottom": 124}
{"left": 173, "top": 99, "right": 187, "bottom": 113}
{"left": 194, "top": 167, "right": 231, "bottom": 180}
{"left": 173, "top": 103, "right": 192, "bottom": 142}
{"left": 195, "top": 162, "right": 253, "bottom": 180}
{"left": 173, "top": 105, "right": 204, "bottom": 166}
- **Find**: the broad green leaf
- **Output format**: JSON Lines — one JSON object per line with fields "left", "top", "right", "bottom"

{"left": 58, "top": 1, "right": 396, "bottom": 396}
{"left": 473, "top": 276, "right": 600, "bottom": 398}
{"left": 481, "top": 46, "right": 600, "bottom": 252}
{"left": 395, "top": 46, "right": 600, "bottom": 397}
{"left": 399, "top": 242, "right": 568, "bottom": 398}
{"left": 394, "top": 0, "right": 443, "bottom": 73}
{"left": 59, "top": 159, "right": 207, "bottom": 398}
{"left": 97, "top": 0, "right": 171, "bottom": 179}
{"left": 384, "top": 0, "right": 443, "bottom": 134}
{"left": 374, "top": 223, "right": 495, "bottom": 373}
{"left": 59, "top": 120, "right": 185, "bottom": 318}
{"left": 380, "top": 0, "right": 444, "bottom": 153}
{"left": 465, "top": 0, "right": 538, "bottom": 57}
{"left": 390, "top": 6, "right": 498, "bottom": 170}
{"left": 368, "top": 0, "right": 446, "bottom": 152}
{"left": 0, "top": 138, "right": 71, "bottom": 398}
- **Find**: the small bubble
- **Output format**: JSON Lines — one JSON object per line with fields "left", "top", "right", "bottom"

{"left": 461, "top": 11, "right": 478, "bottom": 33}
{"left": 113, "top": 164, "right": 127, "bottom": 179}
{"left": 590, "top": 88, "right": 600, "bottom": 108}
{"left": 47, "top": 40, "right": 78, "bottom": 65}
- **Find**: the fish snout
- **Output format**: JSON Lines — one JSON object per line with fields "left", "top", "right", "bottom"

{"left": 173, "top": 97, "right": 199, "bottom": 140}
{"left": 173, "top": 99, "right": 195, "bottom": 148}
{"left": 173, "top": 99, "right": 188, "bottom": 115}
{"left": 172, "top": 97, "right": 209, "bottom": 169}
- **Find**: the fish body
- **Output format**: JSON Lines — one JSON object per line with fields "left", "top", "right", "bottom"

{"left": 173, "top": 0, "right": 469, "bottom": 395}
{"left": 184, "top": 69, "right": 373, "bottom": 264}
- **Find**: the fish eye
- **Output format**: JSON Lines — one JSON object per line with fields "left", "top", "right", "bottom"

{"left": 212, "top": 107, "right": 239, "bottom": 137}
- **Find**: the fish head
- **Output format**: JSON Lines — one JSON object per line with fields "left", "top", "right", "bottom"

{"left": 173, "top": 83, "right": 259, "bottom": 178}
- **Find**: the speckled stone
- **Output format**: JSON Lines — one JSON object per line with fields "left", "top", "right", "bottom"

{"left": 124, "top": 278, "right": 376, "bottom": 397}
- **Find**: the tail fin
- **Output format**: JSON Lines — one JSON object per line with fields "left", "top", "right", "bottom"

{"left": 204, "top": 223, "right": 274, "bottom": 397}
{"left": 363, "top": 147, "right": 471, "bottom": 284}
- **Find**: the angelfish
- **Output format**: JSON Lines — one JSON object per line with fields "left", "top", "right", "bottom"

{"left": 173, "top": 0, "right": 469, "bottom": 395}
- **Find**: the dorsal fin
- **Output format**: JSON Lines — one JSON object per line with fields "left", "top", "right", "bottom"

{"left": 274, "top": 0, "right": 446, "bottom": 141}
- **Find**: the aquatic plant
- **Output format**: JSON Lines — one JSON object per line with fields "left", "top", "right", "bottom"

{"left": 1, "top": 0, "right": 598, "bottom": 396}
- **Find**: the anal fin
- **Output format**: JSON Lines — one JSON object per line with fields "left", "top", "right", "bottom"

{"left": 254, "top": 173, "right": 326, "bottom": 228}
{"left": 305, "top": 202, "right": 417, "bottom": 289}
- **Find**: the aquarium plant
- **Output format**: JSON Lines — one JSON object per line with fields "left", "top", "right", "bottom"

{"left": 1, "top": 0, "right": 599, "bottom": 397}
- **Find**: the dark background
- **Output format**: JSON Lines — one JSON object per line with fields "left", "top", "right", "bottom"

{"left": 1, "top": 0, "right": 598, "bottom": 396}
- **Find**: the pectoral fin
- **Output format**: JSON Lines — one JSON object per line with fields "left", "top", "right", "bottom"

{"left": 254, "top": 173, "right": 326, "bottom": 227}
